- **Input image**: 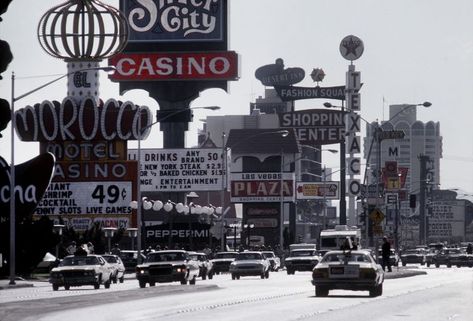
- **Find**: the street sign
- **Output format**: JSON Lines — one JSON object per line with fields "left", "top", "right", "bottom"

{"left": 385, "top": 193, "right": 398, "bottom": 205}
{"left": 369, "top": 208, "right": 385, "bottom": 224}
{"left": 378, "top": 130, "right": 405, "bottom": 140}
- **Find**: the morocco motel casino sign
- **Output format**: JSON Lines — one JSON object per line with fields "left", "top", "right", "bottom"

{"left": 15, "top": 97, "right": 144, "bottom": 230}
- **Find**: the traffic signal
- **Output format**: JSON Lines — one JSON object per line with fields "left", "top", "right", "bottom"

{"left": 409, "top": 194, "right": 416, "bottom": 208}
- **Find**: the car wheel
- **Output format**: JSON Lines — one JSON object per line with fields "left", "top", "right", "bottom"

{"left": 138, "top": 280, "right": 146, "bottom": 288}
{"left": 265, "top": 270, "right": 269, "bottom": 279}
{"left": 370, "top": 284, "right": 383, "bottom": 297}
{"left": 208, "top": 272, "right": 213, "bottom": 280}
{"left": 202, "top": 272, "right": 207, "bottom": 280}
{"left": 119, "top": 276, "right": 124, "bottom": 283}
{"left": 236, "top": 275, "right": 240, "bottom": 280}
{"left": 189, "top": 276, "right": 196, "bottom": 285}
{"left": 104, "top": 277, "right": 111, "bottom": 289}
{"left": 113, "top": 273, "right": 118, "bottom": 284}
{"left": 149, "top": 282, "right": 155, "bottom": 287}
{"left": 402, "top": 262, "right": 406, "bottom": 266}
{"left": 52, "top": 284, "right": 59, "bottom": 291}
{"left": 427, "top": 263, "right": 430, "bottom": 267}
{"left": 260, "top": 273, "right": 265, "bottom": 279}
{"left": 64, "top": 284, "right": 70, "bottom": 290}
{"left": 447, "top": 264, "right": 451, "bottom": 268}
{"left": 180, "top": 279, "right": 187, "bottom": 285}
{"left": 287, "top": 269, "right": 294, "bottom": 275}
{"left": 231, "top": 273, "right": 236, "bottom": 280}
{"left": 315, "top": 286, "right": 328, "bottom": 297}
{"left": 435, "top": 263, "right": 440, "bottom": 268}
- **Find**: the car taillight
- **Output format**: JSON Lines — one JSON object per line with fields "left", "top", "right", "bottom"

{"left": 312, "top": 268, "right": 328, "bottom": 279}
{"left": 360, "top": 268, "right": 376, "bottom": 279}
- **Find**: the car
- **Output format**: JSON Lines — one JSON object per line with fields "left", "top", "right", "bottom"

{"left": 188, "top": 251, "right": 214, "bottom": 280}
{"left": 311, "top": 250, "right": 384, "bottom": 297}
{"left": 229, "top": 251, "right": 270, "bottom": 280}
{"left": 424, "top": 248, "right": 438, "bottom": 267}
{"left": 210, "top": 251, "right": 238, "bottom": 274}
{"left": 377, "top": 249, "right": 400, "bottom": 267}
{"left": 284, "top": 248, "right": 321, "bottom": 274}
{"left": 432, "top": 248, "right": 466, "bottom": 268}
{"left": 400, "top": 248, "right": 426, "bottom": 266}
{"left": 448, "top": 248, "right": 473, "bottom": 268}
{"left": 101, "top": 254, "right": 126, "bottom": 283}
{"left": 119, "top": 250, "right": 146, "bottom": 272}
{"left": 135, "top": 250, "right": 200, "bottom": 288}
{"left": 49, "top": 254, "right": 113, "bottom": 291}
{"left": 261, "top": 251, "right": 281, "bottom": 271}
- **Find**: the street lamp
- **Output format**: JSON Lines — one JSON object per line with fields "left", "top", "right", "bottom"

{"left": 133, "top": 105, "right": 220, "bottom": 263}
{"left": 127, "top": 228, "right": 138, "bottom": 250}
{"left": 8, "top": 66, "right": 115, "bottom": 285}
{"left": 103, "top": 227, "right": 117, "bottom": 254}
{"left": 322, "top": 102, "right": 348, "bottom": 225}
{"left": 53, "top": 224, "right": 65, "bottom": 259}
{"left": 243, "top": 223, "right": 255, "bottom": 248}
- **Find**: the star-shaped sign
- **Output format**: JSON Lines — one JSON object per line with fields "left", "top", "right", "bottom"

{"left": 339, "top": 35, "right": 364, "bottom": 61}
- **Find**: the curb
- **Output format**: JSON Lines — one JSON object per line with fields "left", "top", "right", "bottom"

{"left": 384, "top": 270, "right": 427, "bottom": 279}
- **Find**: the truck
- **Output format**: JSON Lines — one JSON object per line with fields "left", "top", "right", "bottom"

{"left": 284, "top": 243, "right": 321, "bottom": 274}
{"left": 319, "top": 225, "right": 362, "bottom": 253}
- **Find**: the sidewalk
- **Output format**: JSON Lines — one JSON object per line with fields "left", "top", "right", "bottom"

{"left": 0, "top": 278, "right": 35, "bottom": 290}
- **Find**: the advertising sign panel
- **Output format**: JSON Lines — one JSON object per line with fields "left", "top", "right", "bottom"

{"left": 295, "top": 182, "right": 339, "bottom": 200}
{"left": 128, "top": 148, "right": 224, "bottom": 191}
{"left": 122, "top": 0, "right": 226, "bottom": 43}
{"left": 429, "top": 200, "right": 465, "bottom": 239}
{"left": 34, "top": 181, "right": 133, "bottom": 216}
{"left": 109, "top": 51, "right": 239, "bottom": 81}
{"left": 279, "top": 109, "right": 346, "bottom": 145}
{"left": 274, "top": 85, "right": 345, "bottom": 101}
{"left": 230, "top": 172, "right": 295, "bottom": 203}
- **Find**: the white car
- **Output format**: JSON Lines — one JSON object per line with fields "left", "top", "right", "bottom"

{"left": 284, "top": 249, "right": 321, "bottom": 274}
{"left": 262, "top": 251, "right": 281, "bottom": 271}
{"left": 101, "top": 254, "right": 126, "bottom": 283}
{"left": 229, "top": 251, "right": 270, "bottom": 280}
{"left": 49, "top": 254, "right": 113, "bottom": 291}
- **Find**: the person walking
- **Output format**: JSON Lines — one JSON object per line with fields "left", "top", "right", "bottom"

{"left": 381, "top": 236, "right": 392, "bottom": 272}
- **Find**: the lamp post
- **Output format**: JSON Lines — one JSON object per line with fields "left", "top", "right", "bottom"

{"left": 103, "top": 227, "right": 117, "bottom": 254}
{"left": 127, "top": 228, "right": 138, "bottom": 250}
{"left": 53, "top": 224, "right": 65, "bottom": 259}
{"left": 324, "top": 101, "right": 347, "bottom": 225}
{"left": 132, "top": 106, "right": 220, "bottom": 262}
{"left": 186, "top": 192, "right": 199, "bottom": 250}
{"left": 8, "top": 66, "right": 115, "bottom": 285}
{"left": 244, "top": 223, "right": 255, "bottom": 248}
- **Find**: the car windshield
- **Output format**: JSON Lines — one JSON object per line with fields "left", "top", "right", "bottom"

{"left": 102, "top": 256, "right": 118, "bottom": 264}
{"left": 290, "top": 250, "right": 315, "bottom": 257}
{"left": 404, "top": 249, "right": 422, "bottom": 254}
{"left": 445, "top": 249, "right": 461, "bottom": 254}
{"left": 214, "top": 253, "right": 237, "bottom": 259}
{"left": 61, "top": 256, "right": 100, "bottom": 266}
{"left": 146, "top": 252, "right": 187, "bottom": 262}
{"left": 263, "top": 252, "right": 275, "bottom": 258}
{"left": 236, "top": 253, "right": 262, "bottom": 260}
{"left": 322, "top": 253, "right": 371, "bottom": 263}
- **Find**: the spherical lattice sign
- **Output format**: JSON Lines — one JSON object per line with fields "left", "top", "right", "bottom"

{"left": 37, "top": 0, "right": 128, "bottom": 61}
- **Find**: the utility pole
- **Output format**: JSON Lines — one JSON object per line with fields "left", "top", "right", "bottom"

{"left": 418, "top": 154, "right": 428, "bottom": 245}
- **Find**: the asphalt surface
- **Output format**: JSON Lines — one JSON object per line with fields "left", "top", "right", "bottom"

{"left": 0, "top": 267, "right": 426, "bottom": 290}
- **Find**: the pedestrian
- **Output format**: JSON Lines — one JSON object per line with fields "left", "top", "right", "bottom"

{"left": 66, "top": 241, "right": 77, "bottom": 255}
{"left": 87, "top": 242, "right": 94, "bottom": 254}
{"left": 381, "top": 236, "right": 392, "bottom": 272}
{"left": 111, "top": 243, "right": 121, "bottom": 255}
{"left": 467, "top": 243, "right": 473, "bottom": 254}
{"left": 340, "top": 237, "right": 353, "bottom": 251}
{"left": 75, "top": 244, "right": 88, "bottom": 256}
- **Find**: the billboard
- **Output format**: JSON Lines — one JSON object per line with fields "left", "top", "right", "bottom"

{"left": 34, "top": 181, "right": 133, "bottom": 216}
{"left": 122, "top": 0, "right": 226, "bottom": 43}
{"left": 279, "top": 109, "right": 346, "bottom": 145}
{"left": 109, "top": 51, "right": 239, "bottom": 81}
{"left": 295, "top": 182, "right": 339, "bottom": 200}
{"left": 128, "top": 148, "right": 224, "bottom": 191}
{"left": 230, "top": 172, "right": 295, "bottom": 203}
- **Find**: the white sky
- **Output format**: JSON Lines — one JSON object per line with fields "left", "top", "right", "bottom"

{"left": 0, "top": 0, "right": 472, "bottom": 193}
